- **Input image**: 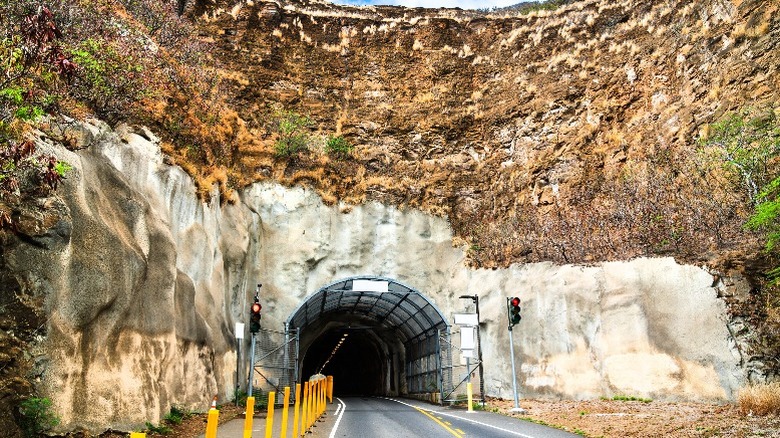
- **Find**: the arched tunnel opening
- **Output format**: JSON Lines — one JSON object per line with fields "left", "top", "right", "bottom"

{"left": 286, "top": 277, "right": 449, "bottom": 398}
{"left": 300, "top": 327, "right": 388, "bottom": 396}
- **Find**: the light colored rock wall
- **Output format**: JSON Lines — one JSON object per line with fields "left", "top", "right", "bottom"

{"left": 18, "top": 122, "right": 743, "bottom": 431}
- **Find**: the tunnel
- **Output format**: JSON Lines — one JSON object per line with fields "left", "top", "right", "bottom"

{"left": 286, "top": 276, "right": 450, "bottom": 397}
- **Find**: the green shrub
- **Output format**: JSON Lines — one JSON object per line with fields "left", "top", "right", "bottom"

{"left": 324, "top": 135, "right": 353, "bottom": 158}
{"left": 18, "top": 397, "right": 60, "bottom": 438}
{"left": 611, "top": 394, "right": 652, "bottom": 403}
{"left": 273, "top": 111, "right": 311, "bottom": 158}
{"left": 68, "top": 37, "right": 145, "bottom": 122}
{"left": 163, "top": 405, "right": 189, "bottom": 425}
{"left": 145, "top": 421, "right": 172, "bottom": 435}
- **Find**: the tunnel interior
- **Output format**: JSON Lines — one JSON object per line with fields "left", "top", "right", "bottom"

{"left": 300, "top": 327, "right": 388, "bottom": 396}
{"left": 287, "top": 276, "right": 449, "bottom": 398}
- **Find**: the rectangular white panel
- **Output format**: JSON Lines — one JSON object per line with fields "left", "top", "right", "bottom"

{"left": 352, "top": 279, "right": 389, "bottom": 292}
{"left": 453, "top": 313, "right": 479, "bottom": 326}
{"left": 460, "top": 326, "right": 475, "bottom": 350}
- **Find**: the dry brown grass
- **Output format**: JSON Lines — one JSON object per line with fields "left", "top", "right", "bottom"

{"left": 738, "top": 382, "right": 780, "bottom": 416}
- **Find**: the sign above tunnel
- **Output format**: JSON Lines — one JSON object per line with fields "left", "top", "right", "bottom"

{"left": 352, "top": 279, "right": 389, "bottom": 292}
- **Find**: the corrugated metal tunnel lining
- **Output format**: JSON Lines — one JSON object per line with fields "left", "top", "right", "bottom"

{"left": 286, "top": 276, "right": 451, "bottom": 396}
{"left": 287, "top": 276, "right": 449, "bottom": 343}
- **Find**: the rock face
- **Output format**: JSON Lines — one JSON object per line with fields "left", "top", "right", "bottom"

{"left": 4, "top": 121, "right": 743, "bottom": 431}
{"left": 189, "top": 0, "right": 778, "bottom": 268}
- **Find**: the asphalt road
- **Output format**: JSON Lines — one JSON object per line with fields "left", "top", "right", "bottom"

{"left": 318, "top": 397, "right": 581, "bottom": 438}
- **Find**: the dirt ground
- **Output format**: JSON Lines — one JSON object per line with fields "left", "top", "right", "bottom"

{"left": 64, "top": 398, "right": 780, "bottom": 438}
{"left": 490, "top": 398, "right": 780, "bottom": 438}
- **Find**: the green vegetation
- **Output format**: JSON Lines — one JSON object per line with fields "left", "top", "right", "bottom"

{"left": 145, "top": 421, "right": 173, "bottom": 435}
{"left": 18, "top": 397, "right": 60, "bottom": 438}
{"left": 274, "top": 111, "right": 311, "bottom": 158}
{"left": 0, "top": 4, "right": 74, "bottom": 229}
{"left": 325, "top": 135, "right": 354, "bottom": 159}
{"left": 163, "top": 405, "right": 190, "bottom": 425}
{"left": 69, "top": 37, "right": 146, "bottom": 121}
{"left": 610, "top": 394, "right": 652, "bottom": 403}
{"left": 234, "top": 388, "right": 249, "bottom": 407}
{"left": 700, "top": 108, "right": 780, "bottom": 203}
{"left": 701, "top": 108, "right": 780, "bottom": 382}
{"left": 482, "top": 0, "right": 575, "bottom": 14}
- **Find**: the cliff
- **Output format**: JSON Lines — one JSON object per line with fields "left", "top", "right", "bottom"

{"left": 185, "top": 0, "right": 777, "bottom": 269}
{"left": 1, "top": 121, "right": 745, "bottom": 432}
{"left": 0, "top": 0, "right": 778, "bottom": 434}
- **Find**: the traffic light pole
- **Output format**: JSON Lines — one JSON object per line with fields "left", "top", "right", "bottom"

{"left": 248, "top": 333, "right": 256, "bottom": 397}
{"left": 506, "top": 296, "right": 527, "bottom": 414}
{"left": 508, "top": 326, "right": 521, "bottom": 412}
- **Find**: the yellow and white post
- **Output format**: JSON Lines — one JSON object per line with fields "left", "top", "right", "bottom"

{"left": 205, "top": 396, "right": 220, "bottom": 438}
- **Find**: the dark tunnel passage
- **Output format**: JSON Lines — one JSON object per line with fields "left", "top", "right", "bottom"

{"left": 300, "top": 329, "right": 388, "bottom": 396}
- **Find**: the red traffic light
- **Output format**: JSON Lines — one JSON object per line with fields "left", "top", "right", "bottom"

{"left": 510, "top": 297, "right": 521, "bottom": 307}
{"left": 252, "top": 302, "right": 262, "bottom": 313}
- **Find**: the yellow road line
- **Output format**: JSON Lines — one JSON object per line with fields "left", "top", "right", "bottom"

{"left": 413, "top": 406, "right": 464, "bottom": 438}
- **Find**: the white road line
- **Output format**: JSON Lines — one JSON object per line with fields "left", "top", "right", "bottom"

{"left": 328, "top": 397, "right": 346, "bottom": 438}
{"left": 384, "top": 397, "right": 537, "bottom": 438}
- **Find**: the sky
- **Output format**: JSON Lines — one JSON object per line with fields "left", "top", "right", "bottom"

{"left": 331, "top": 0, "right": 524, "bottom": 9}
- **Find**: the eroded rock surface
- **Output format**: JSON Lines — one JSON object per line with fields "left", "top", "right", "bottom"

{"left": 3, "top": 121, "right": 744, "bottom": 431}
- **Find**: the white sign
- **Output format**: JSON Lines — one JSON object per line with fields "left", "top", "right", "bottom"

{"left": 462, "top": 349, "right": 474, "bottom": 359}
{"left": 352, "top": 279, "right": 389, "bottom": 292}
{"left": 453, "top": 313, "right": 478, "bottom": 326}
{"left": 460, "top": 326, "right": 475, "bottom": 350}
{"left": 235, "top": 322, "right": 245, "bottom": 340}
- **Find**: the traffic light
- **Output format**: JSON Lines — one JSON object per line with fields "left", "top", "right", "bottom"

{"left": 250, "top": 298, "right": 262, "bottom": 333}
{"left": 507, "top": 297, "right": 521, "bottom": 327}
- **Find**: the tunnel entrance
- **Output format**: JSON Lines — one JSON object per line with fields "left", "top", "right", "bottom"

{"left": 286, "top": 276, "right": 450, "bottom": 397}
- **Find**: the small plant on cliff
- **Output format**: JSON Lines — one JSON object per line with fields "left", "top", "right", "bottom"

{"left": 324, "top": 135, "right": 353, "bottom": 159}
{"left": 699, "top": 108, "right": 780, "bottom": 203}
{"left": 273, "top": 110, "right": 311, "bottom": 158}
{"left": 18, "top": 397, "right": 60, "bottom": 438}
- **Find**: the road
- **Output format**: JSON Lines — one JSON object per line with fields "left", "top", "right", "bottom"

{"left": 319, "top": 397, "right": 581, "bottom": 438}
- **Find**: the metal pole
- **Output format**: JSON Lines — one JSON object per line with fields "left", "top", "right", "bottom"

{"left": 248, "top": 333, "right": 256, "bottom": 397}
{"left": 436, "top": 329, "right": 444, "bottom": 405}
{"left": 236, "top": 340, "right": 241, "bottom": 405}
{"left": 474, "top": 295, "right": 485, "bottom": 405}
{"left": 508, "top": 326, "right": 526, "bottom": 413}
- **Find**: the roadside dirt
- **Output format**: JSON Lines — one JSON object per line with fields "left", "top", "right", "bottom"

{"left": 491, "top": 398, "right": 780, "bottom": 438}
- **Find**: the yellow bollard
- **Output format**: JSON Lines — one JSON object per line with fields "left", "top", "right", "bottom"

{"left": 130, "top": 433, "right": 146, "bottom": 438}
{"left": 281, "top": 386, "right": 291, "bottom": 438}
{"left": 315, "top": 379, "right": 321, "bottom": 419}
{"left": 265, "top": 392, "right": 276, "bottom": 438}
{"left": 320, "top": 379, "right": 325, "bottom": 416}
{"left": 306, "top": 381, "right": 316, "bottom": 431}
{"left": 300, "top": 382, "right": 309, "bottom": 437}
{"left": 243, "top": 396, "right": 255, "bottom": 438}
{"left": 327, "top": 376, "right": 333, "bottom": 404}
{"left": 316, "top": 380, "right": 321, "bottom": 417}
{"left": 205, "top": 406, "right": 220, "bottom": 438}
{"left": 292, "top": 384, "right": 301, "bottom": 438}
{"left": 467, "top": 382, "right": 473, "bottom": 413}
